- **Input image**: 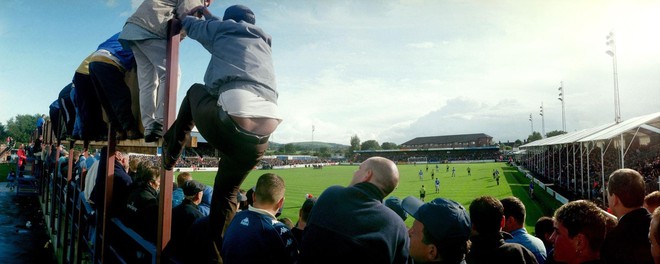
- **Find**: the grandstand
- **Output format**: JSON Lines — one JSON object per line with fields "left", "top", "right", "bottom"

{"left": 355, "top": 133, "right": 500, "bottom": 163}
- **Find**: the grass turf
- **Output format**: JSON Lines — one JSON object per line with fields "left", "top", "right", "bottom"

{"left": 187, "top": 162, "right": 562, "bottom": 233}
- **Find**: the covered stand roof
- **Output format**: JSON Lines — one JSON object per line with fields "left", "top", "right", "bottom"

{"left": 521, "top": 111, "right": 660, "bottom": 148}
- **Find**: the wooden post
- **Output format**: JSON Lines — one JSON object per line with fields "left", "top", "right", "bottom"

{"left": 156, "top": 18, "right": 181, "bottom": 263}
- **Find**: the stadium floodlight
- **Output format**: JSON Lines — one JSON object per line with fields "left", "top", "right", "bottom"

{"left": 558, "top": 82, "right": 566, "bottom": 131}
{"left": 606, "top": 30, "right": 625, "bottom": 169}
{"left": 539, "top": 102, "right": 545, "bottom": 138}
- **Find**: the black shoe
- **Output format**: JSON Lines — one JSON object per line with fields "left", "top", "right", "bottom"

{"left": 144, "top": 133, "right": 162, "bottom": 143}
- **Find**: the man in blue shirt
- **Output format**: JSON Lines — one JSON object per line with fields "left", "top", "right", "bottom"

{"left": 500, "top": 196, "right": 547, "bottom": 264}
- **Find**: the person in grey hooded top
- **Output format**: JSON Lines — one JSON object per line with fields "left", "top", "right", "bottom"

{"left": 162, "top": 4, "right": 281, "bottom": 262}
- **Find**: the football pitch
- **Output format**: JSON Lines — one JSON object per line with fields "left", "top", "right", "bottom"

{"left": 188, "top": 162, "right": 562, "bottom": 233}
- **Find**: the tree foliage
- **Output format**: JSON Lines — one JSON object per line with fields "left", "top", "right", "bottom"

{"left": 527, "top": 131, "right": 543, "bottom": 143}
{"left": 361, "top": 140, "right": 380, "bottom": 150}
{"left": 381, "top": 142, "right": 398, "bottom": 150}
{"left": 283, "top": 143, "right": 297, "bottom": 154}
{"left": 546, "top": 130, "right": 567, "bottom": 137}
{"left": 0, "top": 122, "right": 7, "bottom": 142}
{"left": 6, "top": 114, "right": 40, "bottom": 144}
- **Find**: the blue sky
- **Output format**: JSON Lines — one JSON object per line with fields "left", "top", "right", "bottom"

{"left": 1, "top": 0, "right": 659, "bottom": 145}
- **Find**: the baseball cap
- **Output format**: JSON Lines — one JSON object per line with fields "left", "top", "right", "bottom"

{"left": 402, "top": 196, "right": 471, "bottom": 242}
{"left": 385, "top": 196, "right": 408, "bottom": 221}
{"left": 183, "top": 180, "right": 206, "bottom": 196}
{"left": 223, "top": 5, "right": 256, "bottom": 25}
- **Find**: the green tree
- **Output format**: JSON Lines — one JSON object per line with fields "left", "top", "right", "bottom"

{"left": 361, "top": 140, "right": 380, "bottom": 150}
{"left": 0, "top": 122, "right": 7, "bottom": 142}
{"left": 546, "top": 130, "right": 567, "bottom": 137}
{"left": 381, "top": 142, "right": 398, "bottom": 150}
{"left": 527, "top": 131, "right": 543, "bottom": 143}
{"left": 6, "top": 114, "right": 39, "bottom": 144}
{"left": 317, "top": 146, "right": 330, "bottom": 158}
{"left": 514, "top": 139, "right": 522, "bottom": 146}
{"left": 284, "top": 143, "right": 297, "bottom": 154}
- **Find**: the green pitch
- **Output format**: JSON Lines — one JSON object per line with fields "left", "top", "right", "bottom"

{"left": 187, "top": 162, "right": 562, "bottom": 233}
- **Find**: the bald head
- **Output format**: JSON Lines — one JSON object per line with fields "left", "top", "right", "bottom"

{"left": 351, "top": 157, "right": 399, "bottom": 195}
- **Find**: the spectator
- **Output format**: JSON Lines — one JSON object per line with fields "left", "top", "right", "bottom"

{"left": 221, "top": 173, "right": 297, "bottom": 263}
{"left": 123, "top": 162, "right": 160, "bottom": 242}
{"left": 534, "top": 216, "right": 555, "bottom": 262}
{"left": 299, "top": 156, "right": 409, "bottom": 263}
{"left": 238, "top": 188, "right": 248, "bottom": 211}
{"left": 292, "top": 197, "right": 317, "bottom": 245}
{"left": 119, "top": 0, "right": 213, "bottom": 142}
{"left": 172, "top": 172, "right": 191, "bottom": 208}
{"left": 90, "top": 149, "right": 132, "bottom": 217}
{"left": 88, "top": 32, "right": 143, "bottom": 141}
{"left": 385, "top": 196, "right": 408, "bottom": 221}
{"left": 16, "top": 143, "right": 27, "bottom": 174}
{"left": 466, "top": 196, "right": 538, "bottom": 264}
{"left": 501, "top": 196, "right": 547, "bottom": 264}
{"left": 198, "top": 185, "right": 213, "bottom": 216}
{"left": 170, "top": 179, "right": 206, "bottom": 260}
{"left": 601, "top": 168, "right": 653, "bottom": 264}
{"left": 551, "top": 200, "right": 617, "bottom": 264}
{"left": 36, "top": 114, "right": 45, "bottom": 136}
{"left": 645, "top": 191, "right": 660, "bottom": 214}
{"left": 162, "top": 5, "right": 280, "bottom": 259}
{"left": 649, "top": 207, "right": 660, "bottom": 264}
{"left": 401, "top": 196, "right": 471, "bottom": 264}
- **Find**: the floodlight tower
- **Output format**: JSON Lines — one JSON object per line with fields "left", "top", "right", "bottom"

{"left": 606, "top": 31, "right": 625, "bottom": 168}
{"left": 558, "top": 81, "right": 566, "bottom": 132}
{"left": 529, "top": 113, "right": 534, "bottom": 135}
{"left": 539, "top": 102, "right": 546, "bottom": 138}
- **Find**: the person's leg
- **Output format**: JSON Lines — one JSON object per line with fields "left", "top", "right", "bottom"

{"left": 89, "top": 62, "right": 141, "bottom": 138}
{"left": 130, "top": 39, "right": 167, "bottom": 140}
{"left": 74, "top": 72, "right": 107, "bottom": 140}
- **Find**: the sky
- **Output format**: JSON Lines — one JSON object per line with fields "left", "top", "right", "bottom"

{"left": 1, "top": 0, "right": 659, "bottom": 146}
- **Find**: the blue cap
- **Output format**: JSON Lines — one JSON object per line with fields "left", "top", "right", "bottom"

{"left": 223, "top": 5, "right": 256, "bottom": 25}
{"left": 402, "top": 196, "right": 471, "bottom": 241}
{"left": 385, "top": 196, "right": 408, "bottom": 221}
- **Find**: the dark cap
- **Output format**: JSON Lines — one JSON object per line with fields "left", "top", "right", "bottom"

{"left": 223, "top": 5, "right": 256, "bottom": 25}
{"left": 402, "top": 196, "right": 471, "bottom": 241}
{"left": 385, "top": 196, "right": 408, "bottom": 221}
{"left": 183, "top": 180, "right": 206, "bottom": 196}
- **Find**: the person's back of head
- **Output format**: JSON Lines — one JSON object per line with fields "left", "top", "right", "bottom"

{"left": 534, "top": 216, "right": 554, "bottom": 248}
{"left": 650, "top": 208, "right": 660, "bottom": 263}
{"left": 645, "top": 191, "right": 660, "bottom": 214}
{"left": 469, "top": 196, "right": 504, "bottom": 235}
{"left": 223, "top": 5, "right": 256, "bottom": 25}
{"left": 176, "top": 172, "right": 192, "bottom": 188}
{"left": 352, "top": 156, "right": 399, "bottom": 196}
{"left": 500, "top": 196, "right": 526, "bottom": 232}
{"left": 182, "top": 180, "right": 206, "bottom": 205}
{"left": 254, "top": 173, "right": 285, "bottom": 212}
{"left": 299, "top": 197, "right": 317, "bottom": 225}
{"left": 607, "top": 168, "right": 645, "bottom": 213}
{"left": 552, "top": 200, "right": 615, "bottom": 263}
{"left": 385, "top": 196, "right": 407, "bottom": 221}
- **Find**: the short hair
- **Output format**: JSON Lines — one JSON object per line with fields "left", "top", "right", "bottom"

{"left": 501, "top": 196, "right": 526, "bottom": 224}
{"left": 652, "top": 208, "right": 660, "bottom": 248}
{"left": 300, "top": 197, "right": 317, "bottom": 222}
{"left": 469, "top": 196, "right": 504, "bottom": 235}
{"left": 553, "top": 200, "right": 614, "bottom": 252}
{"left": 254, "top": 173, "right": 285, "bottom": 204}
{"left": 534, "top": 216, "right": 554, "bottom": 238}
{"left": 607, "top": 168, "right": 645, "bottom": 208}
{"left": 133, "top": 162, "right": 160, "bottom": 187}
{"left": 176, "top": 172, "right": 192, "bottom": 187}
{"left": 645, "top": 191, "right": 660, "bottom": 210}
